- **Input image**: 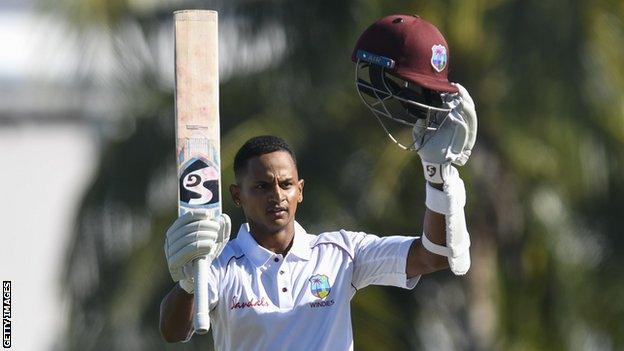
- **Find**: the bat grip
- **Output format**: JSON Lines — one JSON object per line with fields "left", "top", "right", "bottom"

{"left": 193, "top": 256, "right": 210, "bottom": 334}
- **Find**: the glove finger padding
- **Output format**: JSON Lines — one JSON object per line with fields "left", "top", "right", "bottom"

{"left": 414, "top": 83, "right": 477, "bottom": 170}
{"left": 168, "top": 239, "right": 218, "bottom": 269}
{"left": 416, "top": 104, "right": 469, "bottom": 184}
{"left": 168, "top": 220, "right": 221, "bottom": 239}
{"left": 446, "top": 110, "right": 470, "bottom": 160}
{"left": 452, "top": 83, "right": 477, "bottom": 166}
{"left": 214, "top": 214, "right": 231, "bottom": 259}
{"left": 413, "top": 100, "right": 468, "bottom": 166}
{"left": 164, "top": 211, "right": 232, "bottom": 284}
{"left": 165, "top": 210, "right": 215, "bottom": 237}
{"left": 167, "top": 229, "right": 219, "bottom": 256}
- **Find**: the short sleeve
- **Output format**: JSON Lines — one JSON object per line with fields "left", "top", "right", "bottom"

{"left": 348, "top": 231, "right": 420, "bottom": 290}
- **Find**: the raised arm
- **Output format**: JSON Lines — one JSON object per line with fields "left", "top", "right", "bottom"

{"left": 160, "top": 211, "right": 231, "bottom": 342}
{"left": 406, "top": 183, "right": 449, "bottom": 278}
{"left": 406, "top": 83, "right": 477, "bottom": 278}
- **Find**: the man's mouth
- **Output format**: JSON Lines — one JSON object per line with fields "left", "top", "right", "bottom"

{"left": 267, "top": 206, "right": 287, "bottom": 215}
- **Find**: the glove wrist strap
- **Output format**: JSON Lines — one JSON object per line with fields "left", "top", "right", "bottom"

{"left": 421, "top": 161, "right": 454, "bottom": 184}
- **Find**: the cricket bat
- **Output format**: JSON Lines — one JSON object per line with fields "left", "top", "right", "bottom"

{"left": 174, "top": 9, "right": 221, "bottom": 335}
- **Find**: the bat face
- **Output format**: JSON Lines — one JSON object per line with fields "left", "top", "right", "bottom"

{"left": 173, "top": 9, "right": 220, "bottom": 334}
{"left": 174, "top": 10, "right": 221, "bottom": 217}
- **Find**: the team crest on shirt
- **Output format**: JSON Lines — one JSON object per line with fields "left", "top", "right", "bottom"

{"left": 431, "top": 44, "right": 447, "bottom": 72}
{"left": 309, "top": 274, "right": 331, "bottom": 299}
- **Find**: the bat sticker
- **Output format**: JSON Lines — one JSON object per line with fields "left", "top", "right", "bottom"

{"left": 179, "top": 157, "right": 220, "bottom": 208}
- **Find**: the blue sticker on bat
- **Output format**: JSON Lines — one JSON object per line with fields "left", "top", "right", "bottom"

{"left": 356, "top": 50, "right": 395, "bottom": 69}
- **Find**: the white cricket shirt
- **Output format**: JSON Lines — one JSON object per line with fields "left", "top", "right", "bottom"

{"left": 198, "top": 221, "right": 419, "bottom": 350}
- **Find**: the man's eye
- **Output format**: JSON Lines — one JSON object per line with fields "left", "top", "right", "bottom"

{"left": 255, "top": 183, "right": 267, "bottom": 189}
{"left": 281, "top": 183, "right": 292, "bottom": 189}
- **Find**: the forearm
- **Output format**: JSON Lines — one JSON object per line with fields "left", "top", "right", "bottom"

{"left": 159, "top": 283, "right": 195, "bottom": 343}
{"left": 406, "top": 182, "right": 450, "bottom": 278}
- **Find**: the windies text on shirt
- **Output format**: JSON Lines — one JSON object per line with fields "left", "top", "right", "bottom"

{"left": 309, "top": 299, "right": 335, "bottom": 308}
{"left": 230, "top": 296, "right": 270, "bottom": 310}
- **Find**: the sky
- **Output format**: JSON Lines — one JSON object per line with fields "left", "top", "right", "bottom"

{"left": 0, "top": 5, "right": 78, "bottom": 82}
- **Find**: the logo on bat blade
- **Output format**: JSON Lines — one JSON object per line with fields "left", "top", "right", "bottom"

{"left": 179, "top": 158, "right": 219, "bottom": 208}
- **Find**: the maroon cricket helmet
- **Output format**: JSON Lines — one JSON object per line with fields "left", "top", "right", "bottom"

{"left": 352, "top": 14, "right": 458, "bottom": 93}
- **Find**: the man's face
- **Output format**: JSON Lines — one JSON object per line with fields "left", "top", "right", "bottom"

{"left": 230, "top": 151, "right": 304, "bottom": 236}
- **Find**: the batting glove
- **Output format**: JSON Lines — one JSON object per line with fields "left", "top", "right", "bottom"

{"left": 164, "top": 211, "right": 231, "bottom": 293}
{"left": 413, "top": 83, "right": 477, "bottom": 183}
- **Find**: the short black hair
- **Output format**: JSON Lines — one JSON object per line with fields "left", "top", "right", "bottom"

{"left": 233, "top": 135, "right": 297, "bottom": 180}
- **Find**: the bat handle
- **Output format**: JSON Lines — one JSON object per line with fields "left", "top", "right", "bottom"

{"left": 193, "top": 256, "right": 211, "bottom": 334}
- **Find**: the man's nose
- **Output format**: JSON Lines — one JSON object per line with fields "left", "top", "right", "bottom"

{"left": 268, "top": 183, "right": 284, "bottom": 202}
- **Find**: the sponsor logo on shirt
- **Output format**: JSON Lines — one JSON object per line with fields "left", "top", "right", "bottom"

{"left": 230, "top": 296, "right": 269, "bottom": 310}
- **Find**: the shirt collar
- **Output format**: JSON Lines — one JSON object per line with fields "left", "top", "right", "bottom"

{"left": 235, "top": 221, "right": 311, "bottom": 268}
{"left": 289, "top": 221, "right": 312, "bottom": 261}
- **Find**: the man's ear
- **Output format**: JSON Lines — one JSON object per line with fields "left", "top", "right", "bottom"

{"left": 230, "top": 184, "right": 241, "bottom": 207}
{"left": 297, "top": 179, "right": 304, "bottom": 203}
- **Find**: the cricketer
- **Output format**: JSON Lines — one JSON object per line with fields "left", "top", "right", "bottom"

{"left": 160, "top": 14, "right": 477, "bottom": 350}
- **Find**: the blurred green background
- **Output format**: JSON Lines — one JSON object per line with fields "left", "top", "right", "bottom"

{"left": 1, "top": 0, "right": 623, "bottom": 350}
